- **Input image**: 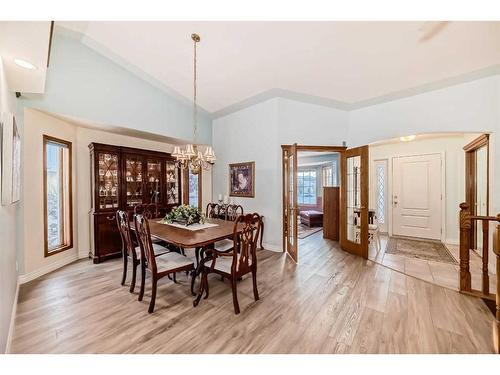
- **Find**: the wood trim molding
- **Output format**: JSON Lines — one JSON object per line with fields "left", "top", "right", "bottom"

{"left": 463, "top": 133, "right": 489, "bottom": 152}
{"left": 43, "top": 134, "right": 73, "bottom": 258}
{"left": 281, "top": 145, "right": 347, "bottom": 152}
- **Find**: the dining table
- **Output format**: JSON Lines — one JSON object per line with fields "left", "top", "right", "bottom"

{"left": 146, "top": 218, "right": 245, "bottom": 295}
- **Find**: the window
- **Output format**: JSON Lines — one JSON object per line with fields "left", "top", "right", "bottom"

{"left": 297, "top": 169, "right": 317, "bottom": 205}
{"left": 43, "top": 135, "right": 73, "bottom": 256}
{"left": 376, "top": 163, "right": 386, "bottom": 224}
{"left": 184, "top": 169, "right": 202, "bottom": 209}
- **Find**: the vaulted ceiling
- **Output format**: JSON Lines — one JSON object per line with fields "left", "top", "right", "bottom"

{"left": 10, "top": 21, "right": 500, "bottom": 115}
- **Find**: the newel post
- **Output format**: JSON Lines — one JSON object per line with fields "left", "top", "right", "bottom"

{"left": 459, "top": 202, "right": 472, "bottom": 292}
{"left": 493, "top": 217, "right": 500, "bottom": 354}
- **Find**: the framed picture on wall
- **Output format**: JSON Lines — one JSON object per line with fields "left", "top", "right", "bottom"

{"left": 1, "top": 112, "right": 14, "bottom": 206}
{"left": 229, "top": 161, "right": 255, "bottom": 198}
{"left": 12, "top": 117, "right": 21, "bottom": 203}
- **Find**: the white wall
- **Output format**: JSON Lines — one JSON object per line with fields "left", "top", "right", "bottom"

{"left": 20, "top": 109, "right": 212, "bottom": 279}
{"left": 0, "top": 57, "right": 19, "bottom": 353}
{"left": 212, "top": 98, "right": 349, "bottom": 250}
{"left": 369, "top": 134, "right": 481, "bottom": 245}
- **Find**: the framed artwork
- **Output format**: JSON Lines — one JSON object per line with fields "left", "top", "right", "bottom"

{"left": 1, "top": 112, "right": 14, "bottom": 206}
{"left": 12, "top": 117, "right": 21, "bottom": 203}
{"left": 229, "top": 161, "right": 255, "bottom": 198}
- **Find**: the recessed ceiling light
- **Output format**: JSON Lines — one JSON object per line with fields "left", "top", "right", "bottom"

{"left": 400, "top": 135, "right": 416, "bottom": 142}
{"left": 14, "top": 58, "right": 37, "bottom": 70}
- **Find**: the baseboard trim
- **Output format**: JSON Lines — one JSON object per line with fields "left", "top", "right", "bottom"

{"left": 5, "top": 279, "right": 20, "bottom": 354}
{"left": 262, "top": 243, "right": 282, "bottom": 252}
{"left": 18, "top": 253, "right": 79, "bottom": 285}
{"left": 445, "top": 238, "right": 459, "bottom": 246}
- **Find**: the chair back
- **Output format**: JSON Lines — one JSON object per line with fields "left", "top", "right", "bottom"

{"left": 231, "top": 213, "right": 261, "bottom": 275}
{"left": 134, "top": 203, "right": 160, "bottom": 219}
{"left": 134, "top": 214, "right": 157, "bottom": 273}
{"left": 206, "top": 203, "right": 220, "bottom": 219}
{"left": 226, "top": 204, "right": 244, "bottom": 221}
{"left": 116, "top": 210, "right": 136, "bottom": 259}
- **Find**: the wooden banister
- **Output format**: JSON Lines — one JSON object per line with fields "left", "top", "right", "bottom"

{"left": 459, "top": 202, "right": 472, "bottom": 292}
{"left": 493, "top": 222, "right": 499, "bottom": 354}
{"left": 459, "top": 203, "right": 499, "bottom": 300}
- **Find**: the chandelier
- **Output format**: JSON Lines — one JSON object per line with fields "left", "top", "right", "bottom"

{"left": 172, "top": 33, "right": 216, "bottom": 175}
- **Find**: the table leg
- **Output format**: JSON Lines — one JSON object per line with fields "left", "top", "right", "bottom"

{"left": 191, "top": 247, "right": 201, "bottom": 296}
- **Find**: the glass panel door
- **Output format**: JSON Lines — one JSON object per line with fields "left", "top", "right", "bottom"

{"left": 282, "top": 143, "right": 298, "bottom": 262}
{"left": 124, "top": 154, "right": 144, "bottom": 208}
{"left": 146, "top": 158, "right": 162, "bottom": 204}
{"left": 340, "top": 146, "right": 369, "bottom": 258}
{"left": 165, "top": 161, "right": 180, "bottom": 205}
{"left": 97, "top": 152, "right": 119, "bottom": 209}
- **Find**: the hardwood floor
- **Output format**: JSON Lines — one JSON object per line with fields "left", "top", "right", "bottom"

{"left": 11, "top": 233, "right": 496, "bottom": 353}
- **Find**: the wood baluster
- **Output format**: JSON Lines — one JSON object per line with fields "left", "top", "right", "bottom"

{"left": 482, "top": 219, "right": 490, "bottom": 295}
{"left": 493, "top": 220, "right": 499, "bottom": 354}
{"left": 459, "top": 202, "right": 472, "bottom": 292}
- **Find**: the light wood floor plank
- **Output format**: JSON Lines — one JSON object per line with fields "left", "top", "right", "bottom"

{"left": 10, "top": 234, "right": 496, "bottom": 353}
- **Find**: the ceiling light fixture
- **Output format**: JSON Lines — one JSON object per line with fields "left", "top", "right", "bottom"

{"left": 14, "top": 58, "right": 37, "bottom": 70}
{"left": 400, "top": 135, "right": 416, "bottom": 142}
{"left": 172, "top": 33, "right": 216, "bottom": 175}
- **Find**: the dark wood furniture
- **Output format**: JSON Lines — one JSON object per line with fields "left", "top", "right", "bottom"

{"left": 89, "top": 143, "right": 181, "bottom": 263}
{"left": 116, "top": 210, "right": 169, "bottom": 294}
{"left": 194, "top": 213, "right": 262, "bottom": 314}
{"left": 323, "top": 186, "right": 340, "bottom": 241}
{"left": 134, "top": 215, "right": 195, "bottom": 313}
{"left": 206, "top": 203, "right": 220, "bottom": 218}
{"left": 299, "top": 210, "right": 323, "bottom": 227}
{"left": 145, "top": 218, "right": 246, "bottom": 295}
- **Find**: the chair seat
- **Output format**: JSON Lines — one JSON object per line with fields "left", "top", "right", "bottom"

{"left": 214, "top": 239, "right": 234, "bottom": 252}
{"left": 155, "top": 251, "right": 194, "bottom": 273}
{"left": 369, "top": 224, "right": 379, "bottom": 231}
{"left": 134, "top": 243, "right": 169, "bottom": 259}
{"left": 207, "top": 254, "right": 240, "bottom": 274}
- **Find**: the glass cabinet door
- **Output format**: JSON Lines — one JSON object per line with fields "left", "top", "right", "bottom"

{"left": 165, "top": 161, "right": 180, "bottom": 205}
{"left": 97, "top": 152, "right": 119, "bottom": 209}
{"left": 124, "top": 154, "right": 144, "bottom": 208}
{"left": 146, "top": 158, "right": 162, "bottom": 204}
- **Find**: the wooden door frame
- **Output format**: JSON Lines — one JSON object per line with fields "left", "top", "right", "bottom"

{"left": 281, "top": 144, "right": 347, "bottom": 257}
{"left": 464, "top": 133, "right": 490, "bottom": 250}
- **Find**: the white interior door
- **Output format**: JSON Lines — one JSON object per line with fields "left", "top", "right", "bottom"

{"left": 392, "top": 153, "right": 442, "bottom": 240}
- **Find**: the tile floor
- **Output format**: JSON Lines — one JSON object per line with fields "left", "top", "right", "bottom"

{"left": 368, "top": 235, "right": 497, "bottom": 291}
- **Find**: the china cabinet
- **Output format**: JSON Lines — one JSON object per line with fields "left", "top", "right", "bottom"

{"left": 89, "top": 143, "right": 181, "bottom": 263}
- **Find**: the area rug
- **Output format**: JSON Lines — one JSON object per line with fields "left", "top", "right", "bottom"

{"left": 385, "top": 237, "right": 458, "bottom": 264}
{"left": 298, "top": 224, "right": 322, "bottom": 239}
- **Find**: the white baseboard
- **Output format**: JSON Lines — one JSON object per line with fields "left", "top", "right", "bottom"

{"left": 445, "top": 238, "right": 459, "bottom": 246}
{"left": 5, "top": 279, "right": 20, "bottom": 354}
{"left": 18, "top": 253, "right": 79, "bottom": 285}
{"left": 262, "top": 242, "right": 282, "bottom": 252}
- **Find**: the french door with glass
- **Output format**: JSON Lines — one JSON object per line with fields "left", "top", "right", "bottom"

{"left": 340, "top": 145, "right": 369, "bottom": 258}
{"left": 282, "top": 144, "right": 298, "bottom": 262}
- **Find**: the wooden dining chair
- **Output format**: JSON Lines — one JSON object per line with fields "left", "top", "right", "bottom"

{"left": 206, "top": 203, "right": 220, "bottom": 219}
{"left": 214, "top": 204, "right": 244, "bottom": 253}
{"left": 194, "top": 213, "right": 262, "bottom": 314}
{"left": 135, "top": 214, "right": 195, "bottom": 313}
{"left": 225, "top": 204, "right": 244, "bottom": 221}
{"left": 116, "top": 210, "right": 170, "bottom": 294}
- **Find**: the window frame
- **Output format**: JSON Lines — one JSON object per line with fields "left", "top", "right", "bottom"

{"left": 183, "top": 169, "right": 202, "bottom": 210}
{"left": 297, "top": 168, "right": 317, "bottom": 206}
{"left": 43, "top": 135, "right": 73, "bottom": 257}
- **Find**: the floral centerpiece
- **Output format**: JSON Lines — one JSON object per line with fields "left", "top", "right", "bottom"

{"left": 161, "top": 205, "right": 206, "bottom": 226}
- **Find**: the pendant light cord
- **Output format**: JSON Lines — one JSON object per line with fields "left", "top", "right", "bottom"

{"left": 193, "top": 36, "right": 198, "bottom": 144}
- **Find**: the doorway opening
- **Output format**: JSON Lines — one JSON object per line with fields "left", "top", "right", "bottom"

{"left": 366, "top": 132, "right": 494, "bottom": 292}
{"left": 281, "top": 144, "right": 369, "bottom": 263}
